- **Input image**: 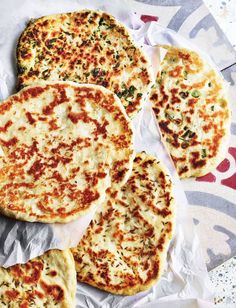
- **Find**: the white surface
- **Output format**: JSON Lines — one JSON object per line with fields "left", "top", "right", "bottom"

{"left": 210, "top": 256, "right": 236, "bottom": 306}
{"left": 204, "top": 0, "right": 236, "bottom": 49}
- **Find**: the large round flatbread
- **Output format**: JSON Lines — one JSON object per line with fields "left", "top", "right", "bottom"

{"left": 150, "top": 46, "right": 231, "bottom": 178}
{"left": 0, "top": 250, "right": 76, "bottom": 307}
{"left": 17, "top": 10, "right": 153, "bottom": 118}
{"left": 0, "top": 81, "right": 133, "bottom": 223}
{"left": 71, "top": 152, "right": 175, "bottom": 295}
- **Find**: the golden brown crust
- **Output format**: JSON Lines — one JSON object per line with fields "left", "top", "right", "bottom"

{"left": 0, "top": 250, "right": 76, "bottom": 307}
{"left": 0, "top": 81, "right": 134, "bottom": 223}
{"left": 71, "top": 152, "right": 175, "bottom": 295}
{"left": 17, "top": 10, "right": 153, "bottom": 118}
{"left": 150, "top": 45, "right": 231, "bottom": 178}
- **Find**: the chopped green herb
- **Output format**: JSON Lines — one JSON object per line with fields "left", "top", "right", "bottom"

{"left": 208, "top": 82, "right": 212, "bottom": 87}
{"left": 113, "top": 62, "right": 120, "bottom": 69}
{"left": 116, "top": 85, "right": 136, "bottom": 99}
{"left": 168, "top": 57, "right": 178, "bottom": 63}
{"left": 63, "top": 73, "right": 69, "bottom": 81}
{"left": 48, "top": 38, "right": 57, "bottom": 44}
{"left": 202, "top": 149, "right": 207, "bottom": 158}
{"left": 165, "top": 111, "right": 183, "bottom": 125}
{"left": 183, "top": 70, "right": 188, "bottom": 80}
{"left": 42, "top": 69, "right": 49, "bottom": 79}
{"left": 106, "top": 40, "right": 111, "bottom": 45}
{"left": 181, "top": 129, "right": 195, "bottom": 139}
{"left": 179, "top": 91, "right": 189, "bottom": 99}
{"left": 191, "top": 90, "right": 201, "bottom": 98}
{"left": 137, "top": 93, "right": 142, "bottom": 98}
{"left": 178, "top": 137, "right": 188, "bottom": 142}
{"left": 99, "top": 17, "right": 105, "bottom": 26}
{"left": 106, "top": 24, "right": 115, "bottom": 30}
{"left": 128, "top": 85, "right": 136, "bottom": 96}
{"left": 211, "top": 105, "right": 215, "bottom": 111}
{"left": 64, "top": 31, "right": 72, "bottom": 36}
{"left": 165, "top": 111, "right": 174, "bottom": 121}
{"left": 91, "top": 68, "right": 100, "bottom": 77}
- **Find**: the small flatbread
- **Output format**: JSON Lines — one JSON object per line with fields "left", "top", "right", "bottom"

{"left": 0, "top": 81, "right": 133, "bottom": 223}
{"left": 0, "top": 250, "right": 76, "bottom": 307}
{"left": 72, "top": 152, "right": 175, "bottom": 295}
{"left": 150, "top": 46, "right": 231, "bottom": 178}
{"left": 17, "top": 10, "right": 153, "bottom": 118}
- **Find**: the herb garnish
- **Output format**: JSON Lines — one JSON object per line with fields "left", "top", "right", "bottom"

{"left": 179, "top": 91, "right": 189, "bottom": 99}
{"left": 47, "top": 38, "right": 57, "bottom": 48}
{"left": 117, "top": 85, "right": 136, "bottom": 99}
{"left": 91, "top": 68, "right": 105, "bottom": 78}
{"left": 179, "top": 129, "right": 196, "bottom": 146}
{"left": 191, "top": 90, "right": 201, "bottom": 98}
{"left": 201, "top": 149, "right": 207, "bottom": 158}
{"left": 181, "top": 129, "right": 195, "bottom": 139}
{"left": 165, "top": 111, "right": 183, "bottom": 125}
{"left": 183, "top": 70, "right": 188, "bottom": 80}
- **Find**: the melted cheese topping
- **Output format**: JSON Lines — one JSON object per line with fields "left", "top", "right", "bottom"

{"left": 17, "top": 10, "right": 153, "bottom": 118}
{"left": 0, "top": 82, "right": 134, "bottom": 223}
{"left": 0, "top": 250, "right": 76, "bottom": 307}
{"left": 150, "top": 46, "right": 231, "bottom": 178}
{"left": 72, "top": 152, "right": 174, "bottom": 295}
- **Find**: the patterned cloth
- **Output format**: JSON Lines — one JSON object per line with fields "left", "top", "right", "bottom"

{"left": 136, "top": 0, "right": 236, "bottom": 270}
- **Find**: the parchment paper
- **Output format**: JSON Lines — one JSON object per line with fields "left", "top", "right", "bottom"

{"left": 0, "top": 0, "right": 215, "bottom": 307}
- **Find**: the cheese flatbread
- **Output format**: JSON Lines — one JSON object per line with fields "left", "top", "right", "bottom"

{"left": 17, "top": 10, "right": 153, "bottom": 118}
{"left": 0, "top": 250, "right": 76, "bottom": 308}
{"left": 72, "top": 152, "right": 175, "bottom": 295}
{"left": 150, "top": 46, "right": 231, "bottom": 178}
{"left": 0, "top": 81, "right": 133, "bottom": 223}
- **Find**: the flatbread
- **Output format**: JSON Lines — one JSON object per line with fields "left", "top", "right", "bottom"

{"left": 72, "top": 152, "right": 175, "bottom": 295}
{"left": 0, "top": 81, "right": 134, "bottom": 223}
{"left": 17, "top": 10, "right": 153, "bottom": 118}
{"left": 150, "top": 46, "right": 231, "bottom": 178}
{"left": 0, "top": 249, "right": 76, "bottom": 307}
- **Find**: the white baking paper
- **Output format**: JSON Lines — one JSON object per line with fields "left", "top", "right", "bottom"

{"left": 0, "top": 0, "right": 214, "bottom": 307}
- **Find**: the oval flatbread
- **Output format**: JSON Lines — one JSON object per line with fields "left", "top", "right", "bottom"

{"left": 0, "top": 250, "right": 76, "bottom": 307}
{"left": 17, "top": 10, "right": 153, "bottom": 118}
{"left": 71, "top": 152, "right": 175, "bottom": 295}
{"left": 150, "top": 46, "right": 231, "bottom": 178}
{"left": 0, "top": 81, "right": 133, "bottom": 223}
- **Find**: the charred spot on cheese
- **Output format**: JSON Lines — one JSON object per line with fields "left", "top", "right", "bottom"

{"left": 17, "top": 10, "right": 153, "bottom": 118}
{"left": 72, "top": 152, "right": 175, "bottom": 295}
{"left": 150, "top": 45, "right": 230, "bottom": 178}
{"left": 0, "top": 82, "right": 133, "bottom": 223}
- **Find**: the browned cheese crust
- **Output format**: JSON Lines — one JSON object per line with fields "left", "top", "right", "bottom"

{"left": 0, "top": 250, "right": 76, "bottom": 307}
{"left": 150, "top": 46, "right": 231, "bottom": 178}
{"left": 0, "top": 82, "right": 133, "bottom": 223}
{"left": 71, "top": 152, "right": 175, "bottom": 295}
{"left": 17, "top": 10, "right": 153, "bottom": 118}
